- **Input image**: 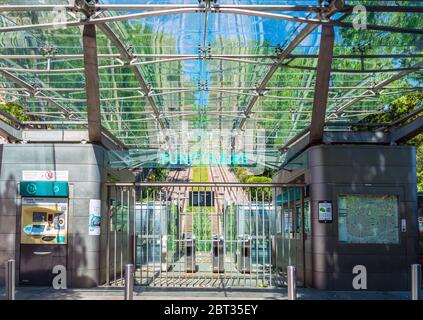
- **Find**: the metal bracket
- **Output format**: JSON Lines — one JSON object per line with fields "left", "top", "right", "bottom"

{"left": 74, "top": 0, "right": 98, "bottom": 18}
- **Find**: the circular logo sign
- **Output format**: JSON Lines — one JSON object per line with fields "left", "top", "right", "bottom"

{"left": 26, "top": 183, "right": 37, "bottom": 195}
{"left": 45, "top": 171, "right": 54, "bottom": 180}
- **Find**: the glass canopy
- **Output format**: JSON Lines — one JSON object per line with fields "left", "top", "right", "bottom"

{"left": 0, "top": 0, "right": 422, "bottom": 169}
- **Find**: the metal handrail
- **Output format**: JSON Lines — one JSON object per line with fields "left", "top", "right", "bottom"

{"left": 105, "top": 182, "right": 305, "bottom": 187}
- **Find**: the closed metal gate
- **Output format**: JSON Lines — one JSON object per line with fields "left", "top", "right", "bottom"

{"left": 105, "top": 182, "right": 305, "bottom": 288}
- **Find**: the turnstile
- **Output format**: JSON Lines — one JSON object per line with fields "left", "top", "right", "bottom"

{"left": 185, "top": 235, "right": 196, "bottom": 273}
{"left": 212, "top": 235, "right": 224, "bottom": 273}
{"left": 237, "top": 238, "right": 251, "bottom": 273}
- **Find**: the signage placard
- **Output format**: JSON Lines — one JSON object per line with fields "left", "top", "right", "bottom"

{"left": 22, "top": 170, "right": 68, "bottom": 182}
{"left": 318, "top": 201, "right": 333, "bottom": 223}
{"left": 88, "top": 199, "right": 101, "bottom": 236}
{"left": 20, "top": 181, "right": 69, "bottom": 197}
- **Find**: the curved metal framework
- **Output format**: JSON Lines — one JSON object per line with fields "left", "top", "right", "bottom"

{"left": 0, "top": 0, "right": 422, "bottom": 167}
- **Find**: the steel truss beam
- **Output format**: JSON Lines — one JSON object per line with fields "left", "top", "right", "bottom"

{"left": 7, "top": 87, "right": 386, "bottom": 102}
{"left": 0, "top": 107, "right": 22, "bottom": 127}
{"left": 2, "top": 53, "right": 422, "bottom": 61}
{"left": 391, "top": 114, "right": 423, "bottom": 143}
{"left": 0, "top": 54, "right": 276, "bottom": 60}
{"left": 278, "top": 60, "right": 423, "bottom": 153}
{"left": 331, "top": 60, "right": 423, "bottom": 117}
{"left": 0, "top": 68, "right": 128, "bottom": 150}
{"left": 0, "top": 86, "right": 418, "bottom": 93}
{"left": 236, "top": 21, "right": 321, "bottom": 131}
{"left": 1, "top": 6, "right": 422, "bottom": 34}
{"left": 96, "top": 23, "right": 166, "bottom": 130}
{"left": 309, "top": 25, "right": 335, "bottom": 145}
{"left": 0, "top": 57, "right": 273, "bottom": 74}
{"left": 0, "top": 69, "right": 72, "bottom": 118}
{"left": 391, "top": 106, "right": 423, "bottom": 128}
{"left": 280, "top": 64, "right": 423, "bottom": 74}
{"left": 277, "top": 116, "right": 423, "bottom": 149}
{"left": 0, "top": 117, "right": 22, "bottom": 142}
{"left": 1, "top": 64, "right": 421, "bottom": 76}
{"left": 2, "top": 54, "right": 422, "bottom": 74}
{"left": 216, "top": 8, "right": 423, "bottom": 35}
{"left": 0, "top": 4, "right": 421, "bottom": 13}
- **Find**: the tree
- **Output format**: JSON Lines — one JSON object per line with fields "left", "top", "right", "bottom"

{"left": 355, "top": 92, "right": 423, "bottom": 191}
{"left": 244, "top": 176, "right": 272, "bottom": 201}
{"left": 0, "top": 101, "right": 30, "bottom": 124}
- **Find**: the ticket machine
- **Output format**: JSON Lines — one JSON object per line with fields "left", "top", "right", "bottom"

{"left": 19, "top": 181, "right": 69, "bottom": 285}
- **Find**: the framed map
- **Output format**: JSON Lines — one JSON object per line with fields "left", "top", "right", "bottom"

{"left": 338, "top": 194, "right": 399, "bottom": 244}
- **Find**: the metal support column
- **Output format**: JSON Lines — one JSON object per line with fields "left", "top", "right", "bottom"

{"left": 309, "top": 25, "right": 335, "bottom": 145}
{"left": 411, "top": 264, "right": 421, "bottom": 300}
{"left": 5, "top": 259, "right": 15, "bottom": 300}
{"left": 124, "top": 264, "right": 134, "bottom": 300}
{"left": 287, "top": 265, "right": 296, "bottom": 300}
{"left": 83, "top": 24, "right": 102, "bottom": 143}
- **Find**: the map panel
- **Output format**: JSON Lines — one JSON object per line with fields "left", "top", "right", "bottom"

{"left": 338, "top": 195, "right": 399, "bottom": 244}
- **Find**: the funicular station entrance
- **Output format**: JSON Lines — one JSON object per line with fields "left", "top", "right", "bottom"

{"left": 0, "top": 1, "right": 422, "bottom": 294}
{"left": 106, "top": 182, "right": 306, "bottom": 288}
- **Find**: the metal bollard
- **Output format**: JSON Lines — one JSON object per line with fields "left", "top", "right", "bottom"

{"left": 124, "top": 264, "right": 134, "bottom": 300}
{"left": 411, "top": 264, "right": 421, "bottom": 300}
{"left": 5, "top": 259, "right": 15, "bottom": 300}
{"left": 287, "top": 265, "right": 296, "bottom": 300}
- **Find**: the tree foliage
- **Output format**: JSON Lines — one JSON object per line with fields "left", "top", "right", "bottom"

{"left": 244, "top": 175, "right": 272, "bottom": 201}
{"left": 356, "top": 92, "right": 423, "bottom": 191}
{"left": 0, "top": 101, "right": 30, "bottom": 124}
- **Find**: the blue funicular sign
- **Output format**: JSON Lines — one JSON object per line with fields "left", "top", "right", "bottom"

{"left": 20, "top": 181, "right": 69, "bottom": 197}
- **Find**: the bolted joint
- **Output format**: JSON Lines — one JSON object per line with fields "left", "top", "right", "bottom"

{"left": 74, "top": 0, "right": 98, "bottom": 18}
{"left": 275, "top": 44, "right": 284, "bottom": 55}
{"left": 197, "top": 80, "right": 209, "bottom": 91}
{"left": 40, "top": 45, "right": 59, "bottom": 57}
{"left": 152, "top": 113, "right": 163, "bottom": 121}
{"left": 125, "top": 45, "right": 135, "bottom": 58}
{"left": 318, "top": 0, "right": 345, "bottom": 19}
{"left": 197, "top": 45, "right": 211, "bottom": 59}
{"left": 32, "top": 89, "right": 41, "bottom": 97}
{"left": 144, "top": 82, "right": 152, "bottom": 92}
{"left": 369, "top": 89, "right": 380, "bottom": 97}
{"left": 329, "top": 0, "right": 345, "bottom": 12}
{"left": 30, "top": 83, "right": 41, "bottom": 97}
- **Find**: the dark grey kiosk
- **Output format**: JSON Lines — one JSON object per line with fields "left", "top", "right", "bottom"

{"left": 273, "top": 140, "right": 419, "bottom": 291}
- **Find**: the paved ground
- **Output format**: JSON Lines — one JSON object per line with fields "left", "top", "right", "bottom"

{"left": 0, "top": 286, "right": 414, "bottom": 300}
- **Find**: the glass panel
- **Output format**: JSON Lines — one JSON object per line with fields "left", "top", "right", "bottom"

{"left": 338, "top": 194, "right": 400, "bottom": 244}
{"left": 304, "top": 199, "right": 311, "bottom": 235}
{"left": 275, "top": 205, "right": 282, "bottom": 235}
